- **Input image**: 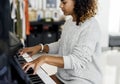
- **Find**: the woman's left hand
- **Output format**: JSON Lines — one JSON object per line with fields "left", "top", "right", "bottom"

{"left": 22, "top": 56, "right": 46, "bottom": 74}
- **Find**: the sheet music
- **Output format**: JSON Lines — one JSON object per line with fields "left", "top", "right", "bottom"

{"left": 22, "top": 53, "right": 56, "bottom": 84}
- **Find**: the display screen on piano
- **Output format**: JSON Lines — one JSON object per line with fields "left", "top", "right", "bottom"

{"left": 8, "top": 32, "right": 56, "bottom": 84}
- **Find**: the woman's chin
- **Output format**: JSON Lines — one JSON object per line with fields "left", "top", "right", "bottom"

{"left": 62, "top": 12, "right": 69, "bottom": 16}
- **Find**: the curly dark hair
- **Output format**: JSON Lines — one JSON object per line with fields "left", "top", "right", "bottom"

{"left": 74, "top": 0, "right": 98, "bottom": 25}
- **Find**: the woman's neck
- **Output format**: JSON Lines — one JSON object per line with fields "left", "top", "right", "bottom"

{"left": 72, "top": 14, "right": 77, "bottom": 21}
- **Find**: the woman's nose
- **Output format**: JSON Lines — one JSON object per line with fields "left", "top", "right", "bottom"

{"left": 59, "top": 3, "right": 63, "bottom": 8}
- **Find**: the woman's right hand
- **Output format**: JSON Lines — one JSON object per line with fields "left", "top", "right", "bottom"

{"left": 19, "top": 45, "right": 41, "bottom": 57}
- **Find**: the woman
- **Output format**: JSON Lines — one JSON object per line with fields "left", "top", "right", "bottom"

{"left": 21, "top": 0, "right": 102, "bottom": 83}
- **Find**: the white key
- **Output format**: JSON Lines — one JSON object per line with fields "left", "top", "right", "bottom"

{"left": 22, "top": 53, "right": 32, "bottom": 62}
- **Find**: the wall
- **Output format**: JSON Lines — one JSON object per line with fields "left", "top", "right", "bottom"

{"left": 95, "top": 0, "right": 110, "bottom": 47}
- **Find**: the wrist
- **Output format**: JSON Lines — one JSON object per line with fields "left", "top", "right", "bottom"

{"left": 40, "top": 55, "right": 47, "bottom": 63}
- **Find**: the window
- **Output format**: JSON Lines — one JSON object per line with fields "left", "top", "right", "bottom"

{"left": 108, "top": 0, "right": 120, "bottom": 33}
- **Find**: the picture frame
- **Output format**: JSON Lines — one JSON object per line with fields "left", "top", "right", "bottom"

{"left": 45, "top": 10, "right": 52, "bottom": 18}
{"left": 52, "top": 10, "right": 60, "bottom": 21}
{"left": 43, "top": 0, "right": 60, "bottom": 10}
{"left": 37, "top": 10, "right": 44, "bottom": 21}
{"left": 28, "top": 0, "right": 43, "bottom": 10}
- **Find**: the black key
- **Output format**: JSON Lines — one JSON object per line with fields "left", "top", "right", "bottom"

{"left": 27, "top": 73, "right": 45, "bottom": 84}
{"left": 27, "top": 68, "right": 34, "bottom": 74}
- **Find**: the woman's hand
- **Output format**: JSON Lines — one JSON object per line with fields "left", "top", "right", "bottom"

{"left": 22, "top": 54, "right": 64, "bottom": 74}
{"left": 19, "top": 45, "right": 41, "bottom": 56}
{"left": 22, "top": 56, "right": 46, "bottom": 74}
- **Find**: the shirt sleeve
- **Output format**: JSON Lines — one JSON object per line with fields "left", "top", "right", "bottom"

{"left": 63, "top": 21, "right": 101, "bottom": 71}
{"left": 47, "top": 39, "right": 60, "bottom": 54}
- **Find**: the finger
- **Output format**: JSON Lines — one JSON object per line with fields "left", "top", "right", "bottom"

{"left": 24, "top": 65, "right": 32, "bottom": 73}
{"left": 18, "top": 49, "right": 23, "bottom": 56}
{"left": 21, "top": 49, "right": 28, "bottom": 54}
{"left": 22, "top": 63, "right": 30, "bottom": 70}
{"left": 33, "top": 65, "right": 38, "bottom": 75}
{"left": 19, "top": 48, "right": 27, "bottom": 55}
{"left": 33, "top": 62, "right": 41, "bottom": 75}
{"left": 30, "top": 53, "right": 35, "bottom": 57}
{"left": 33, "top": 71, "right": 37, "bottom": 75}
{"left": 27, "top": 52, "right": 35, "bottom": 57}
{"left": 19, "top": 51, "right": 24, "bottom": 56}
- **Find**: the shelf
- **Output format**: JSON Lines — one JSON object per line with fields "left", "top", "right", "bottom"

{"left": 30, "top": 20, "right": 65, "bottom": 26}
{"left": 26, "top": 20, "right": 64, "bottom": 46}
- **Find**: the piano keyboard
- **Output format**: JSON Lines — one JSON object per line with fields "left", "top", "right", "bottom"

{"left": 18, "top": 53, "right": 56, "bottom": 84}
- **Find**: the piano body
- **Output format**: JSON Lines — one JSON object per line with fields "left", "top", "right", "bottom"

{"left": 0, "top": 0, "right": 55, "bottom": 83}
{"left": 9, "top": 32, "right": 56, "bottom": 84}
